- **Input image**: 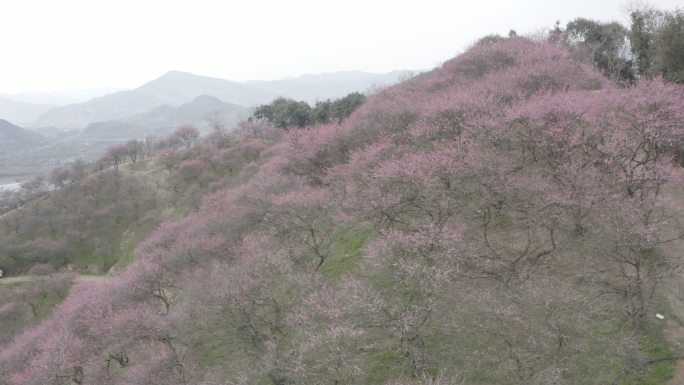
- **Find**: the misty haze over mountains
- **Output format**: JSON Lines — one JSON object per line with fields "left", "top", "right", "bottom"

{"left": 1, "top": 87, "right": 124, "bottom": 106}
{"left": 0, "top": 96, "right": 53, "bottom": 127}
{"left": 0, "top": 88, "right": 124, "bottom": 126}
{"left": 0, "top": 69, "right": 413, "bottom": 183}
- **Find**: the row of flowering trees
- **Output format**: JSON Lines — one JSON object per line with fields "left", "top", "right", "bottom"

{"left": 0, "top": 37, "right": 682, "bottom": 384}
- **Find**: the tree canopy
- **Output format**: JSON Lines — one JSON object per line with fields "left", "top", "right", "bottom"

{"left": 630, "top": 7, "right": 684, "bottom": 83}
{"left": 253, "top": 92, "right": 367, "bottom": 129}
{"left": 562, "top": 18, "right": 634, "bottom": 82}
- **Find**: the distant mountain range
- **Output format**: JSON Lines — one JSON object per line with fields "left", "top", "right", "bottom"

{"left": 31, "top": 71, "right": 264, "bottom": 129}
{"left": 0, "top": 70, "right": 414, "bottom": 130}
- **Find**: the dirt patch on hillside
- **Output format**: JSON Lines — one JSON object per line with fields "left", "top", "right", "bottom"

{"left": 0, "top": 274, "right": 109, "bottom": 285}
{"left": 0, "top": 276, "right": 33, "bottom": 285}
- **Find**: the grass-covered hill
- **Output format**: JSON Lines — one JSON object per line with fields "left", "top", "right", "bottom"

{"left": 1, "top": 37, "right": 684, "bottom": 385}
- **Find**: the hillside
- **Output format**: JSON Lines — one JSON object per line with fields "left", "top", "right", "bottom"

{"left": 0, "top": 119, "right": 54, "bottom": 181}
{"left": 0, "top": 38, "right": 683, "bottom": 385}
{"left": 0, "top": 119, "right": 54, "bottom": 179}
{"left": 0, "top": 119, "right": 76, "bottom": 183}
{"left": 0, "top": 96, "right": 248, "bottom": 182}
{"left": 0, "top": 119, "right": 50, "bottom": 148}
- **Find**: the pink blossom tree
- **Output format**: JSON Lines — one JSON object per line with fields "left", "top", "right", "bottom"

{"left": 172, "top": 125, "right": 200, "bottom": 149}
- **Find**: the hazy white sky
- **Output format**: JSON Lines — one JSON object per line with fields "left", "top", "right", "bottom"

{"left": 0, "top": 0, "right": 681, "bottom": 93}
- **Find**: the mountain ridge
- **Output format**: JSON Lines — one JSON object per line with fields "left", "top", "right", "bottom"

{"left": 78, "top": 94, "right": 249, "bottom": 140}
